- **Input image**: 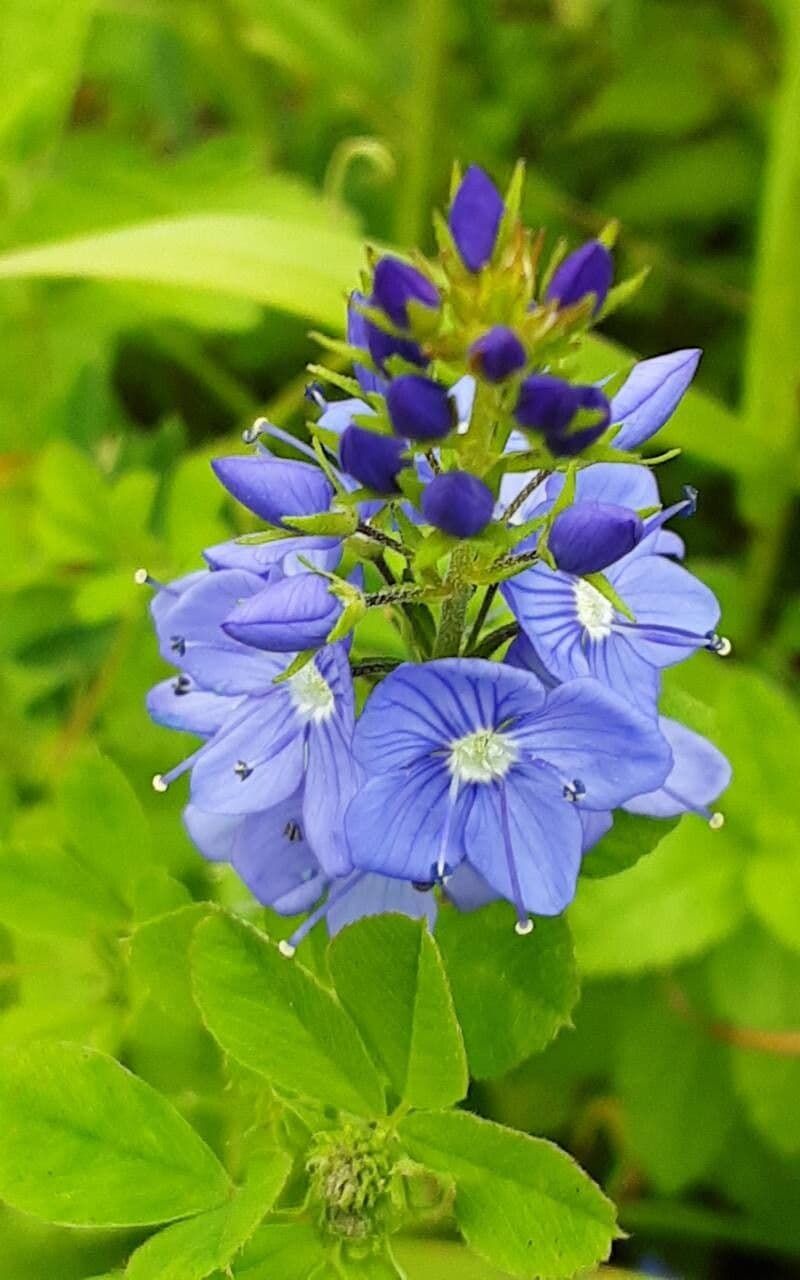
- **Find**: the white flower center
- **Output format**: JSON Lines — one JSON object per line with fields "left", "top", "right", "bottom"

{"left": 289, "top": 661, "right": 335, "bottom": 722}
{"left": 449, "top": 728, "right": 517, "bottom": 784}
{"left": 574, "top": 578, "right": 614, "bottom": 640}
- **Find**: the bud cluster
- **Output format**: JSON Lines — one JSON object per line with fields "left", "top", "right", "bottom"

{"left": 306, "top": 1124, "right": 398, "bottom": 1242}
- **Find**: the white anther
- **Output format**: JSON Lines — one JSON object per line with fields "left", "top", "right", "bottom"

{"left": 716, "top": 636, "right": 732, "bottom": 657}
{"left": 515, "top": 918, "right": 534, "bottom": 936}
{"left": 708, "top": 811, "right": 725, "bottom": 830}
{"left": 152, "top": 774, "right": 168, "bottom": 793}
{"left": 278, "top": 939, "right": 296, "bottom": 959}
{"left": 133, "top": 568, "right": 149, "bottom": 585}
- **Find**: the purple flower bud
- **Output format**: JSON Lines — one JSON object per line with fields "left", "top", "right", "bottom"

{"left": 421, "top": 471, "right": 494, "bottom": 538}
{"left": 222, "top": 575, "right": 341, "bottom": 652}
{"left": 366, "top": 322, "right": 427, "bottom": 372}
{"left": 549, "top": 501, "right": 644, "bottom": 575}
{"left": 548, "top": 385, "right": 612, "bottom": 456}
{"left": 515, "top": 374, "right": 577, "bottom": 434}
{"left": 372, "top": 256, "right": 440, "bottom": 329}
{"left": 449, "top": 165, "right": 504, "bottom": 273}
{"left": 546, "top": 240, "right": 613, "bottom": 314}
{"left": 212, "top": 455, "right": 333, "bottom": 526}
{"left": 387, "top": 375, "right": 456, "bottom": 441}
{"left": 469, "top": 326, "right": 526, "bottom": 383}
{"left": 339, "top": 424, "right": 408, "bottom": 495}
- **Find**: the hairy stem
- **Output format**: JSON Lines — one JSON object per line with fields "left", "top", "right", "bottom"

{"left": 434, "top": 544, "right": 473, "bottom": 657}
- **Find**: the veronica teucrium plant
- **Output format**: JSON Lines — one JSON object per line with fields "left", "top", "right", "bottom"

{"left": 0, "top": 164, "right": 733, "bottom": 1280}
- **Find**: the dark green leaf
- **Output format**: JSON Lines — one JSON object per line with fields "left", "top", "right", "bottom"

{"left": 581, "top": 811, "right": 679, "bottom": 879}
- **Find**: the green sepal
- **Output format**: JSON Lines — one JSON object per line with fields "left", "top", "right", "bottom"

{"left": 599, "top": 266, "right": 651, "bottom": 321}
{"left": 414, "top": 530, "right": 456, "bottom": 573}
{"left": 306, "top": 363, "right": 364, "bottom": 399}
{"left": 235, "top": 528, "right": 296, "bottom": 546}
{"left": 309, "top": 331, "right": 379, "bottom": 371}
{"left": 283, "top": 508, "right": 358, "bottom": 537}
{"left": 395, "top": 467, "right": 425, "bottom": 508}
{"left": 272, "top": 650, "right": 316, "bottom": 684}
{"left": 326, "top": 598, "right": 367, "bottom": 644}
{"left": 583, "top": 571, "right": 636, "bottom": 622}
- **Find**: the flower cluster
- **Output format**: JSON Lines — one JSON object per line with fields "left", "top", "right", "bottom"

{"left": 140, "top": 163, "right": 731, "bottom": 951}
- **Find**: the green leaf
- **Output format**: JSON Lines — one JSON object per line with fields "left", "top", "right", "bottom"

{"left": 130, "top": 904, "right": 210, "bottom": 1021}
{"left": 616, "top": 981, "right": 735, "bottom": 1193}
{"left": 570, "top": 817, "right": 744, "bottom": 976}
{"left": 191, "top": 913, "right": 385, "bottom": 1116}
{"left": 746, "top": 835, "right": 800, "bottom": 953}
{"left": 437, "top": 903, "right": 579, "bottom": 1079}
{"left": 125, "top": 1151, "right": 291, "bottom": 1280}
{"left": 0, "top": 1042, "right": 231, "bottom": 1226}
{"left": 328, "top": 914, "right": 467, "bottom": 1110}
{"left": 0, "top": 214, "right": 364, "bottom": 330}
{"left": 0, "top": 842, "right": 127, "bottom": 937}
{"left": 398, "top": 1111, "right": 617, "bottom": 1279}
{"left": 234, "top": 1222, "right": 328, "bottom": 1280}
{"left": 709, "top": 923, "right": 800, "bottom": 1157}
{"left": 581, "top": 811, "right": 679, "bottom": 879}
{"left": 58, "top": 749, "right": 152, "bottom": 897}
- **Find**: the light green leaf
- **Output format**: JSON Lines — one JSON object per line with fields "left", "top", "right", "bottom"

{"left": 746, "top": 835, "right": 800, "bottom": 953}
{"left": 616, "top": 982, "right": 735, "bottom": 1193}
{"left": 570, "top": 818, "right": 744, "bottom": 976}
{"left": 399, "top": 1111, "right": 617, "bottom": 1279}
{"left": 191, "top": 913, "right": 385, "bottom": 1116}
{"left": 234, "top": 1222, "right": 328, "bottom": 1280}
{"left": 125, "top": 1151, "right": 291, "bottom": 1280}
{"left": 0, "top": 0, "right": 96, "bottom": 164}
{"left": 130, "top": 904, "right": 210, "bottom": 1021}
{"left": 581, "top": 811, "right": 679, "bottom": 879}
{"left": 709, "top": 923, "right": 800, "bottom": 1157}
{"left": 0, "top": 1042, "right": 231, "bottom": 1226}
{"left": 328, "top": 914, "right": 467, "bottom": 1110}
{"left": 0, "top": 214, "right": 364, "bottom": 330}
{"left": 0, "top": 842, "right": 127, "bottom": 937}
{"left": 436, "top": 903, "right": 579, "bottom": 1079}
{"left": 58, "top": 749, "right": 152, "bottom": 896}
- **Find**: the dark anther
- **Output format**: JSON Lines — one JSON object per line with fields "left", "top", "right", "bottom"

{"left": 170, "top": 635, "right": 186, "bottom": 657}
{"left": 173, "top": 675, "right": 192, "bottom": 696}
{"left": 412, "top": 880, "right": 436, "bottom": 893}
{"left": 284, "top": 820, "right": 303, "bottom": 843}
{"left": 563, "top": 778, "right": 585, "bottom": 802}
{"left": 234, "top": 760, "right": 253, "bottom": 781}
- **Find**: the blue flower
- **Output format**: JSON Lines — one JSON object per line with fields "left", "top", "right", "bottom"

{"left": 515, "top": 375, "right": 611, "bottom": 455}
{"left": 387, "top": 374, "right": 456, "bottom": 441}
{"left": 347, "top": 291, "right": 386, "bottom": 395}
{"left": 421, "top": 471, "right": 494, "bottom": 538}
{"left": 372, "top": 256, "right": 440, "bottom": 329}
{"left": 469, "top": 326, "right": 526, "bottom": 382}
{"left": 339, "top": 423, "right": 409, "bottom": 495}
{"left": 611, "top": 349, "right": 701, "bottom": 450}
{"left": 345, "top": 660, "right": 671, "bottom": 926}
{"left": 222, "top": 574, "right": 343, "bottom": 653}
{"left": 503, "top": 465, "right": 725, "bottom": 712}
{"left": 449, "top": 165, "right": 504, "bottom": 273}
{"left": 546, "top": 240, "right": 613, "bottom": 314}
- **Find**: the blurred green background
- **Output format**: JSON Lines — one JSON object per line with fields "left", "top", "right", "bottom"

{"left": 1, "top": 1, "right": 799, "bottom": 1277}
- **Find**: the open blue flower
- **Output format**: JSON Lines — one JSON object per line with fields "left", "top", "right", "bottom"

{"left": 345, "top": 660, "right": 671, "bottom": 926}
{"left": 502, "top": 464, "right": 722, "bottom": 711}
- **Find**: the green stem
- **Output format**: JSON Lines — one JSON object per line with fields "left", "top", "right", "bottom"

{"left": 434, "top": 544, "right": 473, "bottom": 657}
{"left": 739, "top": 6, "right": 800, "bottom": 650}
{"left": 394, "top": 0, "right": 450, "bottom": 247}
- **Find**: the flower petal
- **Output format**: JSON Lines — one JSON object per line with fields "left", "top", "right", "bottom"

{"left": 326, "top": 872, "right": 437, "bottom": 935}
{"left": 146, "top": 677, "right": 241, "bottom": 737}
{"left": 512, "top": 678, "right": 672, "bottom": 809}
{"left": 303, "top": 715, "right": 362, "bottom": 878}
{"left": 189, "top": 693, "right": 305, "bottom": 815}
{"left": 611, "top": 349, "right": 701, "bottom": 450}
{"left": 610, "top": 553, "right": 720, "bottom": 666}
{"left": 203, "top": 535, "right": 340, "bottom": 577}
{"left": 212, "top": 455, "right": 333, "bottom": 525}
{"left": 464, "top": 766, "right": 584, "bottom": 915}
{"left": 345, "top": 759, "right": 461, "bottom": 882}
{"left": 624, "top": 717, "right": 731, "bottom": 818}
{"left": 353, "top": 660, "right": 547, "bottom": 773}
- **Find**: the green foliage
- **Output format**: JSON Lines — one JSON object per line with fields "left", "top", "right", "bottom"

{"left": 192, "top": 913, "right": 387, "bottom": 1116}
{"left": 328, "top": 913, "right": 468, "bottom": 1110}
{"left": 399, "top": 1111, "right": 617, "bottom": 1278}
{"left": 1, "top": 0, "right": 799, "bottom": 1274}
{"left": 0, "top": 1042, "right": 231, "bottom": 1226}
